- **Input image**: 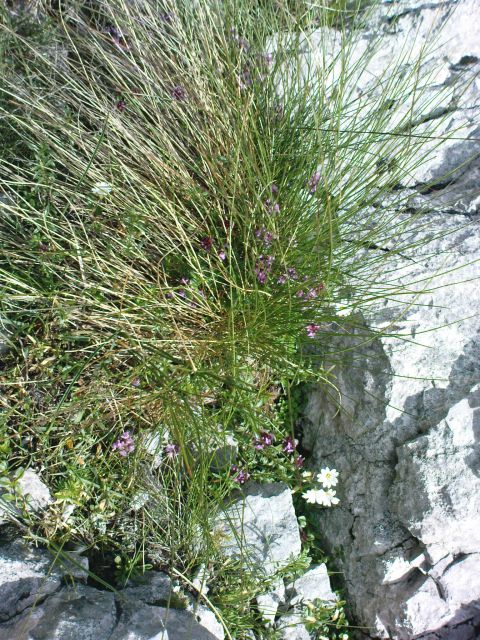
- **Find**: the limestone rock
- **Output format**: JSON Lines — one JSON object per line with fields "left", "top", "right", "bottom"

{"left": 0, "top": 539, "right": 62, "bottom": 622}
{"left": 0, "top": 584, "right": 117, "bottom": 640}
{"left": 276, "top": 613, "right": 310, "bottom": 640}
{"left": 391, "top": 389, "right": 480, "bottom": 561}
{"left": 214, "top": 482, "right": 301, "bottom": 577}
{"left": 256, "top": 578, "right": 286, "bottom": 624}
{"left": 285, "top": 563, "right": 335, "bottom": 607}
{"left": 56, "top": 551, "right": 89, "bottom": 582}
{"left": 0, "top": 540, "right": 225, "bottom": 640}
{"left": 110, "top": 602, "right": 222, "bottom": 640}
{"left": 303, "top": 215, "right": 480, "bottom": 637}
{"left": 16, "top": 469, "right": 52, "bottom": 513}
{"left": 298, "top": 0, "right": 480, "bottom": 636}
{"left": 209, "top": 434, "right": 238, "bottom": 473}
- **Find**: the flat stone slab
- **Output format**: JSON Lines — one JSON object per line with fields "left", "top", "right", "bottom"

{"left": 214, "top": 482, "right": 301, "bottom": 577}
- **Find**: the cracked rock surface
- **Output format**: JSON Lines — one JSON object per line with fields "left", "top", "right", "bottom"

{"left": 302, "top": 1, "right": 480, "bottom": 637}
{"left": 0, "top": 539, "right": 224, "bottom": 640}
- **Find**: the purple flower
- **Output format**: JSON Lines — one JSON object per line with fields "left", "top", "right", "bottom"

{"left": 283, "top": 436, "right": 297, "bottom": 454}
{"left": 258, "top": 254, "right": 274, "bottom": 269}
{"left": 271, "top": 183, "right": 279, "bottom": 195}
{"left": 255, "top": 270, "right": 267, "bottom": 284}
{"left": 255, "top": 254, "right": 275, "bottom": 284}
{"left": 164, "top": 443, "right": 180, "bottom": 458}
{"left": 287, "top": 267, "right": 298, "bottom": 280}
{"left": 237, "top": 67, "right": 253, "bottom": 89}
{"left": 278, "top": 267, "right": 299, "bottom": 285}
{"left": 255, "top": 227, "right": 275, "bottom": 246}
{"left": 261, "top": 432, "right": 275, "bottom": 446}
{"left": 232, "top": 466, "right": 250, "bottom": 484}
{"left": 106, "top": 25, "right": 122, "bottom": 40}
{"left": 200, "top": 236, "right": 214, "bottom": 251}
{"left": 254, "top": 431, "right": 275, "bottom": 449}
{"left": 131, "top": 378, "right": 141, "bottom": 388}
{"left": 160, "top": 11, "right": 175, "bottom": 22}
{"left": 112, "top": 431, "right": 135, "bottom": 457}
{"left": 218, "top": 250, "right": 226, "bottom": 261}
{"left": 295, "top": 455, "right": 305, "bottom": 468}
{"left": 171, "top": 85, "right": 187, "bottom": 101}
{"left": 306, "top": 323, "right": 321, "bottom": 338}
{"left": 116, "top": 100, "right": 126, "bottom": 111}
{"left": 106, "top": 25, "right": 129, "bottom": 50}
{"left": 308, "top": 170, "right": 321, "bottom": 194}
{"left": 264, "top": 198, "right": 280, "bottom": 214}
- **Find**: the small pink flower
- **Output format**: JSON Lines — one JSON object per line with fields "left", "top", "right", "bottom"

{"left": 231, "top": 466, "right": 250, "bottom": 484}
{"left": 261, "top": 432, "right": 275, "bottom": 446}
{"left": 287, "top": 267, "right": 298, "bottom": 280}
{"left": 112, "top": 431, "right": 135, "bottom": 456}
{"left": 308, "top": 171, "right": 321, "bottom": 194}
{"left": 255, "top": 255, "right": 274, "bottom": 284}
{"left": 283, "top": 436, "right": 297, "bottom": 454}
{"left": 306, "top": 324, "right": 321, "bottom": 338}
{"left": 116, "top": 100, "right": 126, "bottom": 111}
{"left": 295, "top": 455, "right": 305, "bottom": 468}
{"left": 171, "top": 85, "right": 187, "bottom": 101}
{"left": 253, "top": 431, "right": 275, "bottom": 450}
{"left": 264, "top": 199, "right": 280, "bottom": 214}
{"left": 164, "top": 443, "right": 180, "bottom": 458}
{"left": 218, "top": 250, "right": 226, "bottom": 261}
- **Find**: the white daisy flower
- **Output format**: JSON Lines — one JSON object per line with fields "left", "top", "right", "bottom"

{"left": 317, "top": 466, "right": 339, "bottom": 488}
{"left": 322, "top": 488, "right": 340, "bottom": 507}
{"left": 302, "top": 488, "right": 327, "bottom": 505}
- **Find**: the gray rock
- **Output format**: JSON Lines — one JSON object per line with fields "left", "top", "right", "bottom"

{"left": 214, "top": 482, "right": 301, "bottom": 577}
{"left": 0, "top": 539, "right": 62, "bottom": 622}
{"left": 119, "top": 570, "right": 174, "bottom": 606}
{"left": 1, "top": 469, "right": 52, "bottom": 527}
{"left": 285, "top": 564, "right": 335, "bottom": 607}
{"left": 111, "top": 602, "right": 222, "bottom": 640}
{"left": 296, "top": 0, "right": 480, "bottom": 637}
{"left": 256, "top": 578, "right": 286, "bottom": 624}
{"left": 303, "top": 219, "right": 480, "bottom": 638}
{"left": 0, "top": 584, "right": 117, "bottom": 640}
{"left": 16, "top": 469, "right": 52, "bottom": 513}
{"left": 191, "top": 563, "right": 210, "bottom": 596}
{"left": 56, "top": 552, "right": 89, "bottom": 582}
{"left": 209, "top": 434, "right": 238, "bottom": 473}
{"left": 0, "top": 543, "right": 225, "bottom": 640}
{"left": 117, "top": 571, "right": 224, "bottom": 640}
{"left": 186, "top": 599, "right": 225, "bottom": 640}
{"left": 276, "top": 613, "right": 310, "bottom": 640}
